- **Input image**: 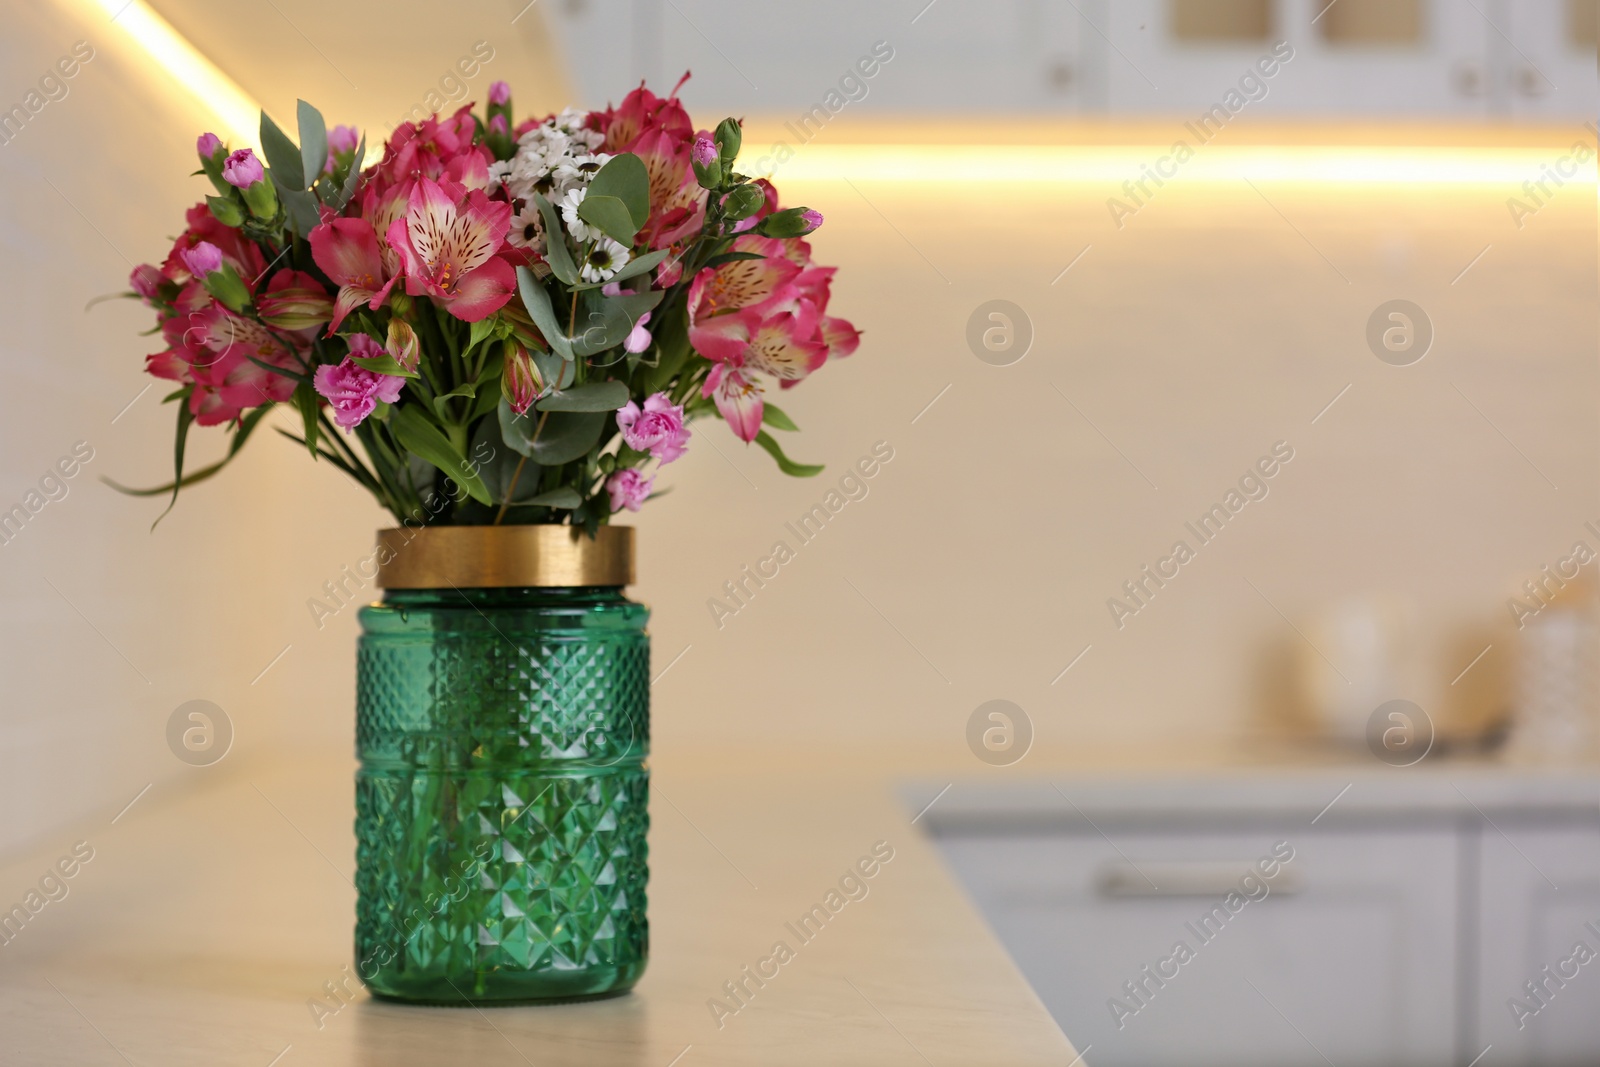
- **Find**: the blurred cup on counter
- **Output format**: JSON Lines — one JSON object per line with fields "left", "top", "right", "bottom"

{"left": 1511, "top": 571, "right": 1599, "bottom": 762}
{"left": 1296, "top": 595, "right": 1424, "bottom": 745}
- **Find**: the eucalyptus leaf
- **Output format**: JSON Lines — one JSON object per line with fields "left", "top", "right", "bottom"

{"left": 536, "top": 380, "right": 628, "bottom": 412}
{"left": 571, "top": 289, "right": 664, "bottom": 358}
{"left": 498, "top": 398, "right": 605, "bottom": 465}
{"left": 755, "top": 429, "right": 823, "bottom": 477}
{"left": 533, "top": 193, "right": 578, "bottom": 285}
{"left": 515, "top": 266, "right": 572, "bottom": 359}
{"left": 521, "top": 487, "right": 582, "bottom": 509}
{"left": 532, "top": 347, "right": 575, "bottom": 391}
{"left": 260, "top": 110, "right": 305, "bottom": 191}
{"left": 585, "top": 153, "right": 649, "bottom": 228}
{"left": 390, "top": 405, "right": 492, "bottom": 505}
{"left": 576, "top": 193, "right": 638, "bottom": 247}
{"left": 297, "top": 100, "right": 327, "bottom": 193}
{"left": 471, "top": 416, "right": 544, "bottom": 505}
{"left": 275, "top": 177, "right": 321, "bottom": 236}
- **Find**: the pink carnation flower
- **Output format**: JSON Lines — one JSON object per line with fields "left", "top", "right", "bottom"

{"left": 616, "top": 392, "right": 690, "bottom": 463}
{"left": 606, "top": 469, "right": 653, "bottom": 513}
{"left": 488, "top": 81, "right": 511, "bottom": 106}
{"left": 196, "top": 132, "right": 223, "bottom": 159}
{"left": 313, "top": 335, "right": 405, "bottom": 430}
{"left": 222, "top": 148, "right": 264, "bottom": 188}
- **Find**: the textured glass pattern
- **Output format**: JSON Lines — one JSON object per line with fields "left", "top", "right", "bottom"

{"left": 355, "top": 587, "right": 649, "bottom": 1004}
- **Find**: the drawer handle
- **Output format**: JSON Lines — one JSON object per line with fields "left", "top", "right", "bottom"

{"left": 1096, "top": 861, "right": 1302, "bottom": 898}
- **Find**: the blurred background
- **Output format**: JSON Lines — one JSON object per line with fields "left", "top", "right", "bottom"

{"left": 1, "top": 0, "right": 1596, "bottom": 1064}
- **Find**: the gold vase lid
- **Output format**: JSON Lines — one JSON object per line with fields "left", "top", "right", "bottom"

{"left": 374, "top": 524, "right": 635, "bottom": 589}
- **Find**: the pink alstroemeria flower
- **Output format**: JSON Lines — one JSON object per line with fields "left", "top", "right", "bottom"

{"left": 308, "top": 217, "right": 399, "bottom": 335}
{"left": 702, "top": 361, "right": 763, "bottom": 443}
{"left": 616, "top": 392, "right": 690, "bottom": 463}
{"left": 387, "top": 177, "right": 514, "bottom": 322}
{"left": 606, "top": 469, "right": 654, "bottom": 513}
{"left": 313, "top": 337, "right": 405, "bottom": 430}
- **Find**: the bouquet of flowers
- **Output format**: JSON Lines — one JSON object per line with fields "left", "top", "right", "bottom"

{"left": 117, "top": 76, "right": 858, "bottom": 531}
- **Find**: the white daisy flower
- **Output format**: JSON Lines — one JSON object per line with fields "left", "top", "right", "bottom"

{"left": 559, "top": 186, "right": 594, "bottom": 243}
{"left": 507, "top": 204, "right": 544, "bottom": 251}
{"left": 580, "top": 237, "right": 630, "bottom": 284}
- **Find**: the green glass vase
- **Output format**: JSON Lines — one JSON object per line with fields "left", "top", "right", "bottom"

{"left": 354, "top": 584, "right": 649, "bottom": 1004}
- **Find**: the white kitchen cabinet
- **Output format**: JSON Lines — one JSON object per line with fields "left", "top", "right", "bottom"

{"left": 1475, "top": 822, "right": 1600, "bottom": 1066}
{"left": 544, "top": 0, "right": 1595, "bottom": 120}
{"left": 924, "top": 768, "right": 1600, "bottom": 1067}
{"left": 938, "top": 827, "right": 1458, "bottom": 1067}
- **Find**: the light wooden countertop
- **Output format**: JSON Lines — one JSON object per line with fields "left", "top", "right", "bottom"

{"left": 0, "top": 750, "right": 1080, "bottom": 1066}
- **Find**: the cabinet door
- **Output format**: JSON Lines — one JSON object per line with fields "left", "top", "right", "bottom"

{"left": 1501, "top": 0, "right": 1599, "bottom": 118}
{"left": 935, "top": 828, "right": 1458, "bottom": 1067}
{"left": 1476, "top": 821, "right": 1600, "bottom": 1066}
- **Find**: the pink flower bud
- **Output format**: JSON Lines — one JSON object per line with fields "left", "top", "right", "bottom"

{"left": 387, "top": 319, "right": 420, "bottom": 373}
{"left": 129, "top": 263, "right": 163, "bottom": 299}
{"left": 489, "top": 81, "right": 511, "bottom": 106}
{"left": 221, "top": 148, "right": 264, "bottom": 189}
{"left": 180, "top": 241, "right": 224, "bottom": 278}
{"left": 488, "top": 114, "right": 509, "bottom": 137}
{"left": 801, "top": 209, "right": 823, "bottom": 233}
{"left": 692, "top": 136, "right": 718, "bottom": 168}
{"left": 196, "top": 132, "right": 223, "bottom": 159}
{"left": 501, "top": 341, "right": 545, "bottom": 415}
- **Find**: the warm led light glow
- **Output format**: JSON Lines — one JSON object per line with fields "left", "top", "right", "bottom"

{"left": 87, "top": 0, "right": 258, "bottom": 146}
{"left": 763, "top": 144, "right": 1589, "bottom": 186}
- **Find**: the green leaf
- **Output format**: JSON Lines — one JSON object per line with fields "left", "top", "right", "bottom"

{"left": 585, "top": 153, "right": 649, "bottom": 228}
{"left": 431, "top": 382, "right": 476, "bottom": 420}
{"left": 515, "top": 266, "right": 573, "bottom": 360}
{"left": 297, "top": 100, "right": 327, "bottom": 193}
{"left": 498, "top": 398, "right": 605, "bottom": 465}
{"left": 260, "top": 110, "right": 305, "bottom": 191}
{"left": 390, "top": 404, "right": 492, "bottom": 505}
{"left": 576, "top": 194, "right": 638, "bottom": 247}
{"left": 572, "top": 248, "right": 670, "bottom": 290}
{"left": 522, "top": 487, "right": 582, "bottom": 509}
{"left": 755, "top": 430, "right": 823, "bottom": 477}
{"left": 536, "top": 380, "right": 628, "bottom": 412}
{"left": 349, "top": 353, "right": 419, "bottom": 379}
{"left": 761, "top": 402, "right": 800, "bottom": 432}
{"left": 533, "top": 194, "right": 578, "bottom": 285}
{"left": 246, "top": 354, "right": 310, "bottom": 385}
{"left": 293, "top": 380, "right": 321, "bottom": 459}
{"left": 468, "top": 316, "right": 498, "bottom": 352}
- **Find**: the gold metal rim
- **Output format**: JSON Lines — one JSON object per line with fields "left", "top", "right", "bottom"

{"left": 374, "top": 525, "right": 635, "bottom": 589}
